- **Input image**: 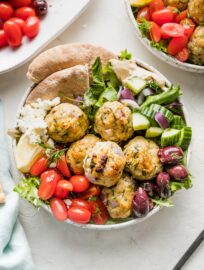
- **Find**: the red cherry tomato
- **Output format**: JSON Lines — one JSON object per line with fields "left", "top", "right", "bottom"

{"left": 41, "top": 169, "right": 62, "bottom": 182}
{"left": 161, "top": 23, "right": 184, "bottom": 38}
{"left": 9, "top": 0, "right": 32, "bottom": 8}
{"left": 79, "top": 184, "right": 101, "bottom": 199}
{"left": 152, "top": 8, "right": 174, "bottom": 25}
{"left": 70, "top": 198, "right": 90, "bottom": 210}
{"left": 137, "top": 7, "right": 150, "bottom": 23}
{"left": 150, "top": 21, "right": 161, "bottom": 42}
{"left": 175, "top": 10, "right": 187, "bottom": 23}
{"left": 15, "top": 7, "right": 36, "bottom": 20}
{"left": 0, "top": 2, "right": 14, "bottom": 21}
{"left": 149, "top": 0, "right": 164, "bottom": 17}
{"left": 9, "top": 17, "right": 25, "bottom": 32}
{"left": 56, "top": 154, "right": 71, "bottom": 178}
{"left": 3, "top": 21, "right": 22, "bottom": 47}
{"left": 180, "top": 18, "right": 195, "bottom": 38}
{"left": 70, "top": 175, "right": 90, "bottom": 193}
{"left": 50, "top": 198, "right": 68, "bottom": 221}
{"left": 68, "top": 206, "right": 91, "bottom": 224}
{"left": 167, "top": 6, "right": 179, "bottom": 20}
{"left": 0, "top": 29, "right": 7, "bottom": 48}
{"left": 30, "top": 156, "right": 48, "bottom": 176}
{"left": 0, "top": 19, "right": 3, "bottom": 29}
{"left": 167, "top": 35, "right": 188, "bottom": 56}
{"left": 54, "top": 180, "right": 73, "bottom": 199}
{"left": 89, "top": 199, "right": 108, "bottom": 225}
{"left": 175, "top": 47, "right": 189, "bottom": 62}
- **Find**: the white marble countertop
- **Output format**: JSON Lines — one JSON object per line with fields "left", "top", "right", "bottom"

{"left": 1, "top": 0, "right": 204, "bottom": 269}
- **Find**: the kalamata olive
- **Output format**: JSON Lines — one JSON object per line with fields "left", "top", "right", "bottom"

{"left": 158, "top": 146, "right": 184, "bottom": 164}
{"left": 32, "top": 0, "right": 48, "bottom": 16}
{"left": 166, "top": 164, "right": 188, "bottom": 181}
{"left": 156, "top": 172, "right": 171, "bottom": 198}
{"left": 132, "top": 187, "right": 149, "bottom": 217}
{"left": 140, "top": 182, "right": 158, "bottom": 197}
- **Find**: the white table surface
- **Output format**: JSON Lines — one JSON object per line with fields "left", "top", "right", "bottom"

{"left": 1, "top": 0, "right": 204, "bottom": 269}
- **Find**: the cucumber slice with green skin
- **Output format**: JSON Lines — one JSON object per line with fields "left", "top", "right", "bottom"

{"left": 177, "top": 127, "right": 192, "bottom": 150}
{"left": 132, "top": 112, "right": 150, "bottom": 131}
{"left": 171, "top": 115, "right": 185, "bottom": 129}
{"left": 124, "top": 76, "right": 146, "bottom": 95}
{"left": 145, "top": 127, "right": 164, "bottom": 138}
{"left": 161, "top": 128, "right": 181, "bottom": 147}
{"left": 150, "top": 104, "right": 174, "bottom": 123}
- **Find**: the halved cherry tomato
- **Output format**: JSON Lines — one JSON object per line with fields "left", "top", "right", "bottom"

{"left": 89, "top": 199, "right": 108, "bottom": 225}
{"left": 56, "top": 154, "right": 71, "bottom": 178}
{"left": 15, "top": 7, "right": 35, "bottom": 20}
{"left": 152, "top": 8, "right": 174, "bottom": 25}
{"left": 9, "top": 0, "right": 32, "bottom": 8}
{"left": 54, "top": 180, "right": 73, "bottom": 199}
{"left": 137, "top": 7, "right": 150, "bottom": 23}
{"left": 180, "top": 18, "right": 195, "bottom": 38}
{"left": 70, "top": 175, "right": 90, "bottom": 193}
{"left": 0, "top": 30, "right": 7, "bottom": 48}
{"left": 175, "top": 47, "right": 189, "bottom": 62}
{"left": 150, "top": 21, "right": 161, "bottom": 42}
{"left": 175, "top": 10, "right": 187, "bottom": 23}
{"left": 50, "top": 198, "right": 68, "bottom": 221}
{"left": 68, "top": 206, "right": 91, "bottom": 224}
{"left": 3, "top": 21, "right": 22, "bottom": 47}
{"left": 9, "top": 17, "right": 25, "bottom": 32}
{"left": 149, "top": 0, "right": 164, "bottom": 17}
{"left": 167, "top": 35, "right": 188, "bottom": 55}
{"left": 40, "top": 169, "right": 62, "bottom": 182}
{"left": 167, "top": 6, "right": 179, "bottom": 20}
{"left": 79, "top": 184, "right": 101, "bottom": 199}
{"left": 30, "top": 156, "right": 48, "bottom": 176}
{"left": 0, "top": 3, "right": 14, "bottom": 21}
{"left": 70, "top": 198, "right": 90, "bottom": 210}
{"left": 161, "top": 23, "right": 184, "bottom": 37}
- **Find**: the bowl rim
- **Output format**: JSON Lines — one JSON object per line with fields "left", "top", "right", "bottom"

{"left": 12, "top": 56, "right": 191, "bottom": 230}
{"left": 125, "top": 0, "right": 204, "bottom": 73}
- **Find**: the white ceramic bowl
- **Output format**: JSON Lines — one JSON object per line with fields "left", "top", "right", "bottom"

{"left": 13, "top": 57, "right": 191, "bottom": 230}
{"left": 125, "top": 0, "right": 204, "bottom": 73}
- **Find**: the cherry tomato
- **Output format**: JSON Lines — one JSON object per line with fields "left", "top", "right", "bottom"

{"left": 50, "top": 198, "right": 68, "bottom": 221}
{"left": 175, "top": 10, "right": 187, "bottom": 23}
{"left": 0, "top": 19, "right": 3, "bottom": 29}
{"left": 150, "top": 21, "right": 161, "bottom": 42}
{"left": 68, "top": 206, "right": 91, "bottom": 224}
{"left": 56, "top": 154, "right": 71, "bottom": 178}
{"left": 167, "top": 6, "right": 179, "bottom": 20}
{"left": 40, "top": 169, "right": 62, "bottom": 182}
{"left": 15, "top": 7, "right": 36, "bottom": 20}
{"left": 167, "top": 35, "right": 188, "bottom": 56}
{"left": 70, "top": 198, "right": 90, "bottom": 210}
{"left": 9, "top": 0, "right": 32, "bottom": 8}
{"left": 180, "top": 18, "right": 195, "bottom": 38}
{"left": 30, "top": 156, "right": 48, "bottom": 176}
{"left": 0, "top": 29, "right": 7, "bottom": 48}
{"left": 149, "top": 0, "right": 164, "bottom": 17}
{"left": 9, "top": 17, "right": 25, "bottom": 32}
{"left": 152, "top": 8, "right": 174, "bottom": 25}
{"left": 70, "top": 175, "right": 90, "bottom": 193}
{"left": 89, "top": 199, "right": 108, "bottom": 225}
{"left": 175, "top": 47, "right": 189, "bottom": 62}
{"left": 137, "top": 7, "right": 150, "bottom": 23}
{"left": 161, "top": 23, "right": 184, "bottom": 38}
{"left": 54, "top": 180, "right": 73, "bottom": 199}
{"left": 79, "top": 184, "right": 101, "bottom": 199}
{"left": 0, "top": 2, "right": 14, "bottom": 21}
{"left": 3, "top": 21, "right": 22, "bottom": 47}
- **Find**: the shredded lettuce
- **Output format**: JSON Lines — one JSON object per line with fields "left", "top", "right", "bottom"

{"left": 138, "top": 18, "right": 151, "bottom": 37}
{"left": 152, "top": 198, "right": 174, "bottom": 207}
{"left": 150, "top": 40, "right": 169, "bottom": 53}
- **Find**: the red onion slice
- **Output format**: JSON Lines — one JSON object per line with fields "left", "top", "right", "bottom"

{"left": 120, "top": 99, "right": 139, "bottom": 109}
{"left": 155, "top": 112, "right": 169, "bottom": 128}
{"left": 142, "top": 88, "right": 155, "bottom": 97}
{"left": 121, "top": 88, "right": 134, "bottom": 100}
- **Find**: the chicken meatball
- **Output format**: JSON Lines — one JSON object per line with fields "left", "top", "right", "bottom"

{"left": 188, "top": 0, "right": 204, "bottom": 24}
{"left": 188, "top": 26, "right": 204, "bottom": 65}
{"left": 83, "top": 141, "right": 126, "bottom": 187}
{"left": 164, "top": 0, "right": 188, "bottom": 10}
{"left": 124, "top": 136, "right": 162, "bottom": 181}
{"left": 102, "top": 174, "right": 135, "bottom": 219}
{"left": 45, "top": 103, "right": 89, "bottom": 143}
{"left": 66, "top": 134, "right": 101, "bottom": 174}
{"left": 94, "top": 101, "right": 134, "bottom": 142}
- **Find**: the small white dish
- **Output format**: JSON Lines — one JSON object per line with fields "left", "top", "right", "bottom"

{"left": 0, "top": 0, "right": 90, "bottom": 74}
{"left": 125, "top": 0, "right": 204, "bottom": 73}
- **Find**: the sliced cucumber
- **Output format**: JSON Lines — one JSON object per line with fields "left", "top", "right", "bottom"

{"left": 124, "top": 76, "right": 146, "bottom": 95}
{"left": 161, "top": 128, "right": 180, "bottom": 147}
{"left": 171, "top": 115, "right": 185, "bottom": 130}
{"left": 150, "top": 104, "right": 174, "bottom": 123}
{"left": 145, "top": 127, "right": 164, "bottom": 138}
{"left": 132, "top": 112, "right": 150, "bottom": 131}
{"left": 177, "top": 127, "right": 192, "bottom": 150}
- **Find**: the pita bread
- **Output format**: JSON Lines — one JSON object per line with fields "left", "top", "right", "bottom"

{"left": 27, "top": 43, "right": 117, "bottom": 83}
{"left": 26, "top": 65, "right": 89, "bottom": 104}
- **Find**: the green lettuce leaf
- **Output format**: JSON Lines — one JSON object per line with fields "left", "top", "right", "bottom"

{"left": 95, "top": 85, "right": 118, "bottom": 107}
{"left": 119, "top": 49, "right": 132, "bottom": 60}
{"left": 152, "top": 198, "right": 174, "bottom": 207}
{"left": 170, "top": 177, "right": 193, "bottom": 192}
{"left": 103, "top": 62, "right": 120, "bottom": 89}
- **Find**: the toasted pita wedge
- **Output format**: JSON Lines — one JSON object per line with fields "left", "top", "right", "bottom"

{"left": 27, "top": 43, "right": 117, "bottom": 83}
{"left": 26, "top": 65, "right": 89, "bottom": 104}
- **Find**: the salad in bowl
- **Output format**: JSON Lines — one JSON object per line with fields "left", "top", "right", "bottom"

{"left": 11, "top": 43, "right": 192, "bottom": 229}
